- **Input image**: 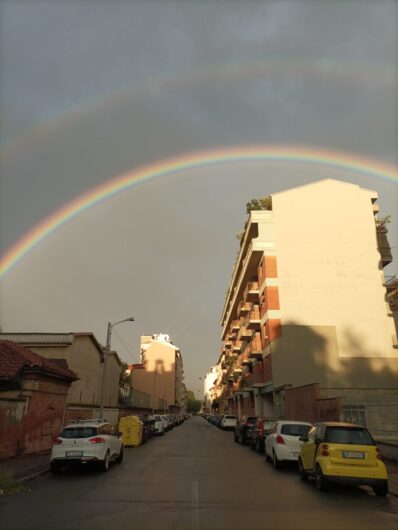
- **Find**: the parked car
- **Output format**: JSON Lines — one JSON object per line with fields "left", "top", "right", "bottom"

{"left": 250, "top": 418, "right": 275, "bottom": 453}
{"left": 220, "top": 415, "right": 238, "bottom": 430}
{"left": 50, "top": 419, "right": 123, "bottom": 473}
{"left": 298, "top": 422, "right": 389, "bottom": 496}
{"left": 152, "top": 415, "right": 165, "bottom": 435}
{"left": 265, "top": 420, "right": 312, "bottom": 469}
{"left": 234, "top": 416, "right": 258, "bottom": 444}
{"left": 140, "top": 415, "right": 154, "bottom": 443}
{"left": 160, "top": 414, "right": 172, "bottom": 431}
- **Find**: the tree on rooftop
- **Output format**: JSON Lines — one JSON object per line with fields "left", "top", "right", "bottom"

{"left": 246, "top": 195, "right": 272, "bottom": 213}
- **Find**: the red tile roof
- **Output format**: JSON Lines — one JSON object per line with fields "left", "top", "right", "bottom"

{"left": 0, "top": 340, "right": 78, "bottom": 381}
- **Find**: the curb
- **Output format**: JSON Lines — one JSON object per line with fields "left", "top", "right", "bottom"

{"left": 17, "top": 467, "right": 49, "bottom": 483}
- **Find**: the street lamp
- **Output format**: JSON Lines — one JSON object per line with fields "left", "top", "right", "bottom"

{"left": 99, "top": 317, "right": 135, "bottom": 418}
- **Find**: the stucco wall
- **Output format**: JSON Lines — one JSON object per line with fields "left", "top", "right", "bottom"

{"left": 272, "top": 324, "right": 398, "bottom": 390}
{"left": 272, "top": 179, "right": 397, "bottom": 359}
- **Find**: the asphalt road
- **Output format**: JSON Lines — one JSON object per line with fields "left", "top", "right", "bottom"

{"left": 1, "top": 416, "right": 397, "bottom": 530}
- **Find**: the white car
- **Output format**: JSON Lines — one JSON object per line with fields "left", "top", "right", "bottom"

{"left": 265, "top": 420, "right": 312, "bottom": 469}
{"left": 220, "top": 415, "right": 238, "bottom": 429}
{"left": 153, "top": 415, "right": 166, "bottom": 435}
{"left": 50, "top": 419, "right": 123, "bottom": 473}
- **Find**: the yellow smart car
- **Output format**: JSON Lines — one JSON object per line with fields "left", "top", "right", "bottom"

{"left": 298, "top": 422, "right": 388, "bottom": 496}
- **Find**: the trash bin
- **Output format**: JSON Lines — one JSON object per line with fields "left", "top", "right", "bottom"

{"left": 118, "top": 415, "right": 143, "bottom": 447}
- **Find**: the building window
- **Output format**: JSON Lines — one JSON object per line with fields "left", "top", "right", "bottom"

{"left": 341, "top": 404, "right": 366, "bottom": 426}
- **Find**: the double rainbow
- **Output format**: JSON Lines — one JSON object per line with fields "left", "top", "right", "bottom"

{"left": 1, "top": 145, "right": 397, "bottom": 278}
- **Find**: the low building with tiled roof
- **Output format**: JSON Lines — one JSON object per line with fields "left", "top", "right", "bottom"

{"left": 0, "top": 341, "right": 77, "bottom": 459}
{"left": 0, "top": 340, "right": 78, "bottom": 382}
{"left": 0, "top": 332, "right": 122, "bottom": 423}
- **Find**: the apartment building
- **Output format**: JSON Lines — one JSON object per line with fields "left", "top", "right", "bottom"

{"left": 131, "top": 334, "right": 185, "bottom": 413}
{"left": 217, "top": 179, "right": 398, "bottom": 438}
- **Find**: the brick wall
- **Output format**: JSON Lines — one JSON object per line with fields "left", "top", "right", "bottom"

{"left": 285, "top": 383, "right": 341, "bottom": 423}
{"left": 0, "top": 374, "right": 70, "bottom": 459}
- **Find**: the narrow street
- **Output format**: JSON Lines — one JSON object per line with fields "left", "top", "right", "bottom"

{"left": 1, "top": 416, "right": 397, "bottom": 530}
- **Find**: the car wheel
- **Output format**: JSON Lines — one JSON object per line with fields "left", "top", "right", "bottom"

{"left": 373, "top": 482, "right": 388, "bottom": 497}
{"left": 234, "top": 432, "right": 239, "bottom": 443}
{"left": 256, "top": 440, "right": 261, "bottom": 454}
{"left": 298, "top": 458, "right": 307, "bottom": 481}
{"left": 50, "top": 462, "right": 61, "bottom": 474}
{"left": 116, "top": 446, "right": 124, "bottom": 463}
{"left": 239, "top": 434, "right": 244, "bottom": 444}
{"left": 272, "top": 450, "right": 280, "bottom": 470}
{"left": 99, "top": 451, "right": 110, "bottom": 472}
{"left": 315, "top": 464, "right": 327, "bottom": 491}
{"left": 265, "top": 450, "right": 270, "bottom": 462}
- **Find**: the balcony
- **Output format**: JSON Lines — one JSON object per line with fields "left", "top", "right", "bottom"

{"left": 225, "top": 340, "right": 232, "bottom": 350}
{"left": 238, "top": 300, "right": 252, "bottom": 316}
{"left": 233, "top": 367, "right": 242, "bottom": 380}
{"left": 232, "top": 340, "right": 243, "bottom": 353}
{"left": 376, "top": 221, "right": 393, "bottom": 267}
{"left": 242, "top": 355, "right": 253, "bottom": 367}
{"left": 247, "top": 305, "right": 261, "bottom": 329}
{"left": 238, "top": 326, "right": 253, "bottom": 342}
{"left": 231, "top": 320, "right": 240, "bottom": 331}
{"left": 385, "top": 276, "right": 398, "bottom": 311}
{"left": 244, "top": 281, "right": 260, "bottom": 302}
{"left": 248, "top": 332, "right": 263, "bottom": 360}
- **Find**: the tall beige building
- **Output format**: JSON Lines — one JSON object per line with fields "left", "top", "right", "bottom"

{"left": 217, "top": 179, "right": 398, "bottom": 438}
{"left": 131, "top": 334, "right": 185, "bottom": 413}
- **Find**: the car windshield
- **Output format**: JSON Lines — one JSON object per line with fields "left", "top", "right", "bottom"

{"left": 61, "top": 427, "right": 97, "bottom": 438}
{"left": 224, "top": 416, "right": 236, "bottom": 419}
{"left": 325, "top": 427, "right": 374, "bottom": 445}
{"left": 281, "top": 424, "right": 311, "bottom": 437}
{"left": 154, "top": 416, "right": 162, "bottom": 421}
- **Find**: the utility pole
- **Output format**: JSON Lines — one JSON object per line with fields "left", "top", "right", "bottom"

{"left": 99, "top": 317, "right": 134, "bottom": 418}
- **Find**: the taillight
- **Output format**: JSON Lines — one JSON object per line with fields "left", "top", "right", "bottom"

{"left": 321, "top": 443, "right": 329, "bottom": 456}
{"left": 53, "top": 437, "right": 63, "bottom": 445}
{"left": 89, "top": 437, "right": 106, "bottom": 444}
{"left": 276, "top": 435, "right": 285, "bottom": 444}
{"left": 376, "top": 447, "right": 383, "bottom": 460}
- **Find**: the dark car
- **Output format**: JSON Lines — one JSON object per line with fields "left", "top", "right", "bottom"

{"left": 234, "top": 416, "right": 258, "bottom": 444}
{"left": 141, "top": 416, "right": 154, "bottom": 443}
{"left": 250, "top": 418, "right": 275, "bottom": 453}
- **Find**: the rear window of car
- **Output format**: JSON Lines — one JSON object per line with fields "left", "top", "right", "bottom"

{"left": 61, "top": 427, "right": 97, "bottom": 438}
{"left": 324, "top": 427, "right": 374, "bottom": 445}
{"left": 281, "top": 424, "right": 311, "bottom": 437}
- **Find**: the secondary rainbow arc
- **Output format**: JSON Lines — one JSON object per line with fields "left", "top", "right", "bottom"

{"left": 1, "top": 145, "right": 397, "bottom": 278}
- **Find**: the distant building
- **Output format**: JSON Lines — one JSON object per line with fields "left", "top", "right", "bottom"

{"left": 203, "top": 365, "right": 220, "bottom": 412}
{"left": 215, "top": 179, "right": 398, "bottom": 439}
{"left": 0, "top": 332, "right": 122, "bottom": 424}
{"left": 129, "top": 334, "right": 185, "bottom": 413}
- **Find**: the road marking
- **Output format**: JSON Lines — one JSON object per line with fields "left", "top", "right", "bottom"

{"left": 192, "top": 480, "right": 199, "bottom": 530}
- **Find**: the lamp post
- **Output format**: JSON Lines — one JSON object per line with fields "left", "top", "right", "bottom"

{"left": 99, "top": 317, "right": 135, "bottom": 418}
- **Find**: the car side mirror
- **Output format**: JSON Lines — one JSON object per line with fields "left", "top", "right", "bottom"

{"left": 117, "top": 431, "right": 123, "bottom": 437}
{"left": 299, "top": 435, "right": 308, "bottom": 442}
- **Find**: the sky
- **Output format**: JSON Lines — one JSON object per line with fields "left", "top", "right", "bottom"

{"left": 0, "top": 0, "right": 397, "bottom": 398}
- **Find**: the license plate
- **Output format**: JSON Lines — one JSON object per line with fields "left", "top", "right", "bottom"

{"left": 65, "top": 451, "right": 83, "bottom": 457}
{"left": 342, "top": 451, "right": 364, "bottom": 459}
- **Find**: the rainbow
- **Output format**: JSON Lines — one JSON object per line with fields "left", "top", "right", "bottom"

{"left": 1, "top": 145, "right": 397, "bottom": 278}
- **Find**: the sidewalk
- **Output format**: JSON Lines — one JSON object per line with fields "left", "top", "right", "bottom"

{"left": 1, "top": 452, "right": 397, "bottom": 496}
{"left": 0, "top": 452, "right": 50, "bottom": 482}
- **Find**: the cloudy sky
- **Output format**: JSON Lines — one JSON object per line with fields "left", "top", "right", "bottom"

{"left": 0, "top": 0, "right": 397, "bottom": 397}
